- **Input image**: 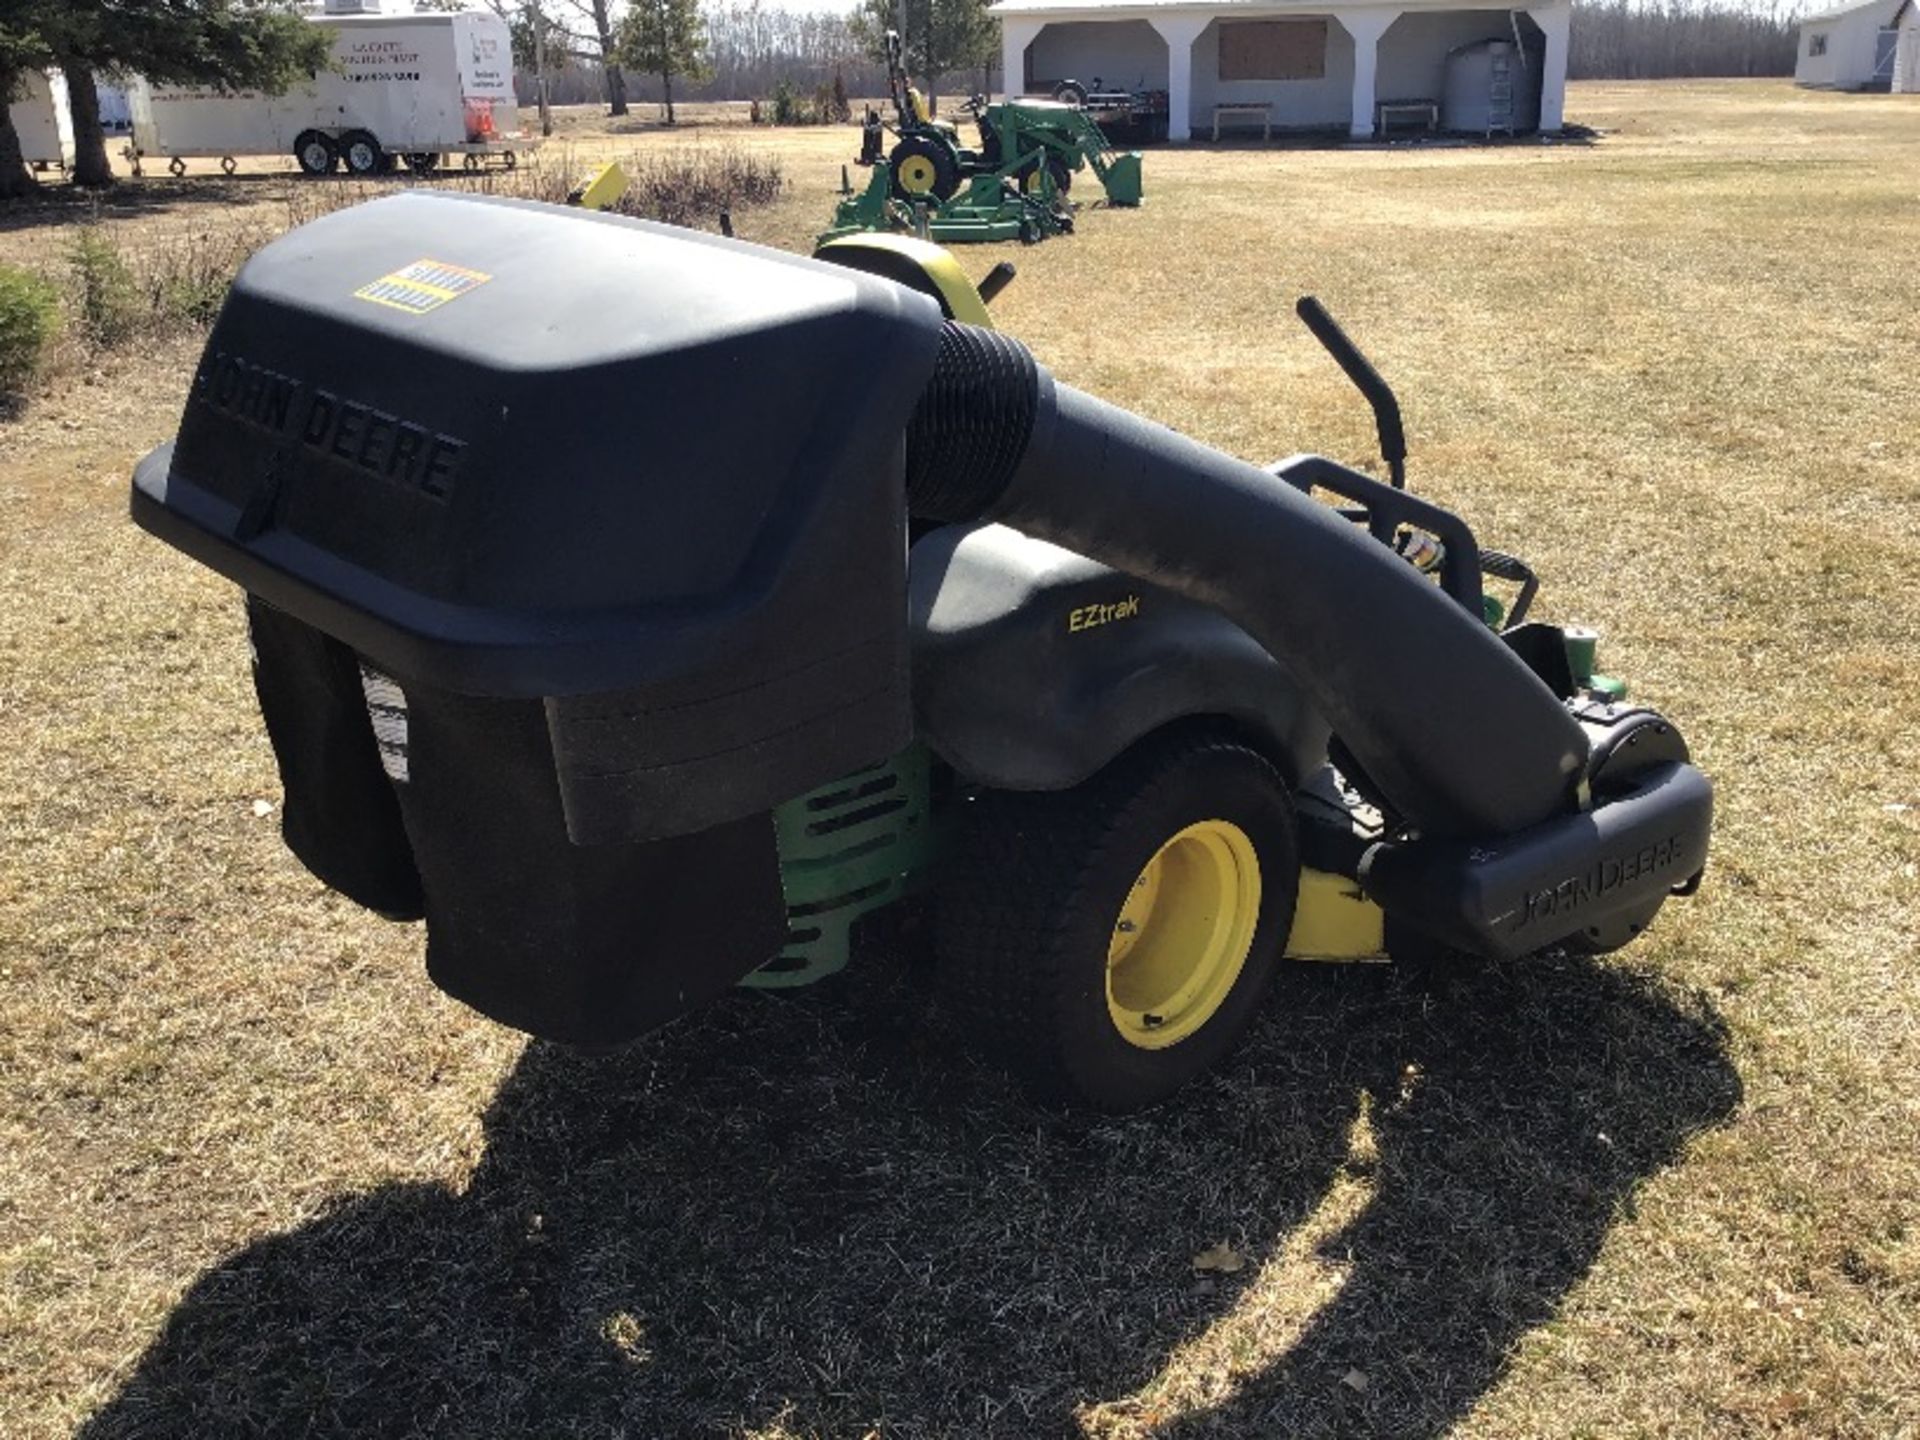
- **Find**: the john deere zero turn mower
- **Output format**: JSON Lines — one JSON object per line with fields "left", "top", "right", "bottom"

{"left": 131, "top": 195, "right": 1713, "bottom": 1111}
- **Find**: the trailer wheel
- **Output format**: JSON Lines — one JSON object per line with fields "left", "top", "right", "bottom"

{"left": 936, "top": 732, "right": 1300, "bottom": 1112}
{"left": 294, "top": 131, "right": 337, "bottom": 176}
{"left": 1053, "top": 80, "right": 1089, "bottom": 107}
{"left": 888, "top": 136, "right": 958, "bottom": 202}
{"left": 168, "top": 156, "right": 186, "bottom": 177}
{"left": 405, "top": 153, "right": 438, "bottom": 175}
{"left": 340, "top": 130, "right": 384, "bottom": 177}
{"left": 220, "top": 155, "right": 236, "bottom": 176}
{"left": 503, "top": 149, "right": 518, "bottom": 171}
{"left": 463, "top": 153, "right": 481, "bottom": 172}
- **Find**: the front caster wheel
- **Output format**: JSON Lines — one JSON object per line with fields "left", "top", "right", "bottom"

{"left": 936, "top": 732, "right": 1300, "bottom": 1112}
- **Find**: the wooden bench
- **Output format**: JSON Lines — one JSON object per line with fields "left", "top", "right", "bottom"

{"left": 1375, "top": 99, "right": 1440, "bottom": 136}
{"left": 1211, "top": 103, "right": 1272, "bottom": 141}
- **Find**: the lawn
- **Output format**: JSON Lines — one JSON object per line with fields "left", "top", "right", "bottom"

{"left": 2, "top": 79, "right": 1917, "bottom": 1437}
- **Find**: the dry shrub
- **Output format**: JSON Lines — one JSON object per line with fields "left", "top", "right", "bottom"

{"left": 141, "top": 224, "right": 272, "bottom": 327}
{"left": 67, "top": 225, "right": 143, "bottom": 348}
{"left": 605, "top": 148, "right": 785, "bottom": 227}
{"left": 459, "top": 146, "right": 786, "bottom": 225}
{"left": 0, "top": 263, "right": 62, "bottom": 398}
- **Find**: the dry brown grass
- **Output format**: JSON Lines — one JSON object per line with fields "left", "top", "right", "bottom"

{"left": 2, "top": 79, "right": 1918, "bottom": 1438}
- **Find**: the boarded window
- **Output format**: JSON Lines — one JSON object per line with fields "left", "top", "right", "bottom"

{"left": 1218, "top": 20, "right": 1329, "bottom": 81}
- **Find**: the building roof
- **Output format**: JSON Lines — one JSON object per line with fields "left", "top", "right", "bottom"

{"left": 991, "top": 0, "right": 1477, "bottom": 14}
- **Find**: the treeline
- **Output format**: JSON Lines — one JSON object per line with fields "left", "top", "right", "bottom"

{"left": 513, "top": 0, "right": 1807, "bottom": 110}
{"left": 515, "top": 3, "right": 891, "bottom": 106}
{"left": 1568, "top": 0, "right": 1803, "bottom": 79}
{"left": 515, "top": 1, "right": 1011, "bottom": 108}
{"left": 701, "top": 4, "right": 880, "bottom": 99}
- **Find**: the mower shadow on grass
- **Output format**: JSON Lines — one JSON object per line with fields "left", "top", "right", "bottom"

{"left": 78, "top": 944, "right": 1738, "bottom": 1439}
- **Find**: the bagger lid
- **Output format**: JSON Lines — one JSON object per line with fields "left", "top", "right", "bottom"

{"left": 132, "top": 190, "right": 942, "bottom": 696}
{"left": 132, "top": 192, "right": 946, "bottom": 843}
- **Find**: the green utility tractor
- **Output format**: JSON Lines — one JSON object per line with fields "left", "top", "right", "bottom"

{"left": 861, "top": 30, "right": 1143, "bottom": 212}
{"left": 131, "top": 199, "right": 1714, "bottom": 1113}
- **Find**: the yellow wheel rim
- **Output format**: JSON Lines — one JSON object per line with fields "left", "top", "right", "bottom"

{"left": 1023, "top": 168, "right": 1046, "bottom": 195}
{"left": 898, "top": 156, "right": 938, "bottom": 194}
{"left": 1106, "top": 820, "right": 1262, "bottom": 1050}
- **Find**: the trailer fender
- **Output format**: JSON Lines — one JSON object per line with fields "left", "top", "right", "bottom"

{"left": 908, "top": 522, "right": 1329, "bottom": 792}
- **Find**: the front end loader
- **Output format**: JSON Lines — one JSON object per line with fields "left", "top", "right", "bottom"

{"left": 130, "top": 196, "right": 1712, "bottom": 1111}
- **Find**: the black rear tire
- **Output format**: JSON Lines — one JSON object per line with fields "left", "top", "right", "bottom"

{"left": 340, "top": 129, "right": 384, "bottom": 177}
{"left": 888, "top": 135, "right": 960, "bottom": 202}
{"left": 293, "top": 130, "right": 336, "bottom": 176}
{"left": 936, "top": 732, "right": 1300, "bottom": 1112}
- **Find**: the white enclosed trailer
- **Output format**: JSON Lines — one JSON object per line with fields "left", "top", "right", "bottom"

{"left": 7, "top": 70, "right": 75, "bottom": 172}
{"left": 128, "top": 8, "right": 526, "bottom": 177}
{"left": 96, "top": 81, "right": 134, "bottom": 133}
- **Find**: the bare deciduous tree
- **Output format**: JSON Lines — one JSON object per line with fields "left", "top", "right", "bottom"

{"left": 552, "top": 0, "right": 632, "bottom": 115}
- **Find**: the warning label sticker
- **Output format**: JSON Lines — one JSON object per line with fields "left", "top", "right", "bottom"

{"left": 354, "top": 259, "right": 492, "bottom": 315}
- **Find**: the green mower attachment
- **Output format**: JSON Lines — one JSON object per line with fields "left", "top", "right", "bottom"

{"left": 129, "top": 196, "right": 1713, "bottom": 1112}
{"left": 822, "top": 161, "right": 1070, "bottom": 246}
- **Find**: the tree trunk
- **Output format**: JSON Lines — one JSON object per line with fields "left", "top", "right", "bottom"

{"left": 590, "top": 0, "right": 628, "bottom": 115}
{"left": 662, "top": 70, "right": 675, "bottom": 125}
{"left": 60, "top": 58, "right": 114, "bottom": 188}
{"left": 0, "top": 73, "right": 34, "bottom": 200}
{"left": 533, "top": 3, "right": 553, "bottom": 137}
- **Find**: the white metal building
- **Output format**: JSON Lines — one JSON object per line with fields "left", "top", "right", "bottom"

{"left": 1794, "top": 0, "right": 1903, "bottom": 89}
{"left": 991, "top": 0, "right": 1572, "bottom": 139}
{"left": 1893, "top": 0, "right": 1918, "bottom": 92}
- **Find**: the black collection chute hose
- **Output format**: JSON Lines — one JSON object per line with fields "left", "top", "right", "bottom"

{"left": 904, "top": 322, "right": 1040, "bottom": 523}
{"left": 905, "top": 321, "right": 1591, "bottom": 839}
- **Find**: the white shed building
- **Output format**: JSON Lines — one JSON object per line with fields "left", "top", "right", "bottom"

{"left": 1893, "top": 0, "right": 1918, "bottom": 92}
{"left": 992, "top": 0, "right": 1572, "bottom": 140}
{"left": 1794, "top": 0, "right": 1903, "bottom": 89}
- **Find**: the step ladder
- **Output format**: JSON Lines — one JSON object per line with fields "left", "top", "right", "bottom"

{"left": 1487, "top": 51, "right": 1515, "bottom": 137}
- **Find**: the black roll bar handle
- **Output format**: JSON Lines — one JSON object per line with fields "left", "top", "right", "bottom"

{"left": 1296, "top": 296, "right": 1408, "bottom": 490}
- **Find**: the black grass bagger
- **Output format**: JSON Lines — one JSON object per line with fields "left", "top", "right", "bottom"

{"left": 131, "top": 193, "right": 1712, "bottom": 1111}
